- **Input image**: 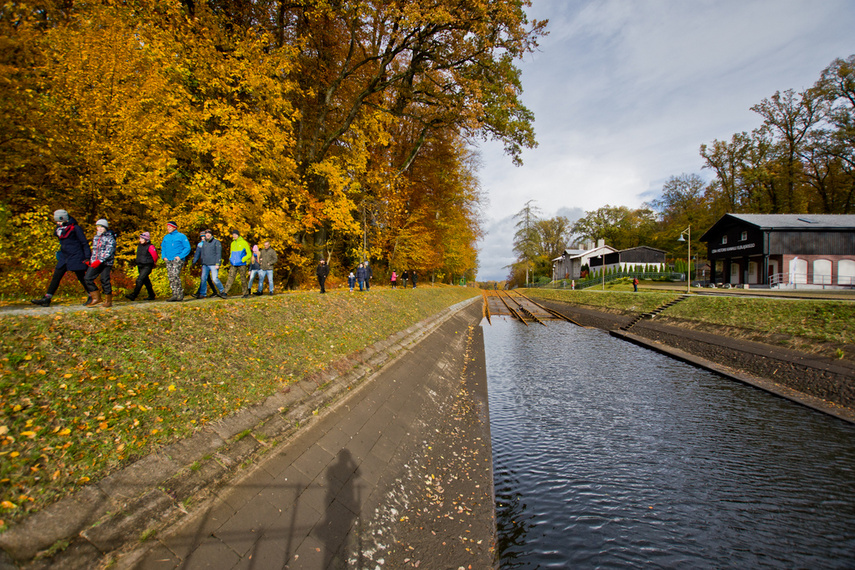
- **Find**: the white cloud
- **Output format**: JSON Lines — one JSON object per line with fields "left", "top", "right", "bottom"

{"left": 475, "top": 0, "right": 855, "bottom": 280}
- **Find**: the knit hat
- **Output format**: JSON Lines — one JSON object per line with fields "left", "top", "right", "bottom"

{"left": 54, "top": 209, "right": 69, "bottom": 223}
{"left": 167, "top": 221, "right": 178, "bottom": 229}
{"left": 230, "top": 228, "right": 239, "bottom": 236}
{"left": 140, "top": 231, "right": 151, "bottom": 241}
{"left": 252, "top": 244, "right": 259, "bottom": 254}
{"left": 96, "top": 218, "right": 109, "bottom": 228}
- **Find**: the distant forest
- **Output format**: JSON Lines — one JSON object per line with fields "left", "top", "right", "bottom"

{"left": 507, "top": 55, "right": 855, "bottom": 285}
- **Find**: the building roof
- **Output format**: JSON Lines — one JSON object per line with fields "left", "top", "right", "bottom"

{"left": 700, "top": 214, "right": 855, "bottom": 242}
{"left": 552, "top": 245, "right": 617, "bottom": 263}
{"left": 617, "top": 245, "right": 667, "bottom": 254}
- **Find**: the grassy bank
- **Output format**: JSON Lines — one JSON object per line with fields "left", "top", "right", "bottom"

{"left": 0, "top": 286, "right": 478, "bottom": 525}
{"left": 527, "top": 288, "right": 855, "bottom": 357}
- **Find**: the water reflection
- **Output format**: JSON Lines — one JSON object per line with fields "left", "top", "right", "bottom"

{"left": 484, "top": 317, "right": 855, "bottom": 568}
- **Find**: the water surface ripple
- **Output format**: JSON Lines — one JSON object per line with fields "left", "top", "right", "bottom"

{"left": 484, "top": 318, "right": 855, "bottom": 568}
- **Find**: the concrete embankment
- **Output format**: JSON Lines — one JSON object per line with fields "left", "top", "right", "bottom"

{"left": 531, "top": 296, "right": 855, "bottom": 424}
{"left": 1, "top": 297, "right": 493, "bottom": 569}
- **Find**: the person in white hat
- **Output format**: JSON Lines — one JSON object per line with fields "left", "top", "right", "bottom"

{"left": 84, "top": 218, "right": 117, "bottom": 308}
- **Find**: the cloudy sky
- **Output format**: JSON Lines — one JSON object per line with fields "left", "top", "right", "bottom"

{"left": 475, "top": 0, "right": 855, "bottom": 281}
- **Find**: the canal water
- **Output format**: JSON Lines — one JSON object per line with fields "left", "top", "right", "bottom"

{"left": 483, "top": 318, "right": 855, "bottom": 568}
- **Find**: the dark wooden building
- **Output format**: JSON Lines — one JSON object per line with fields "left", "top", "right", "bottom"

{"left": 589, "top": 246, "right": 667, "bottom": 272}
{"left": 700, "top": 214, "right": 855, "bottom": 287}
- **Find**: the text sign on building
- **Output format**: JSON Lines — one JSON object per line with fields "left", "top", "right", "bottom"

{"left": 709, "top": 242, "right": 759, "bottom": 256}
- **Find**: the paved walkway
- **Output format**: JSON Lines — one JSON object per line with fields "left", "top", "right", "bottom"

{"left": 115, "top": 301, "right": 492, "bottom": 569}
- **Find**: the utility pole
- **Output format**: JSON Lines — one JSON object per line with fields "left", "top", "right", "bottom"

{"left": 524, "top": 200, "right": 533, "bottom": 287}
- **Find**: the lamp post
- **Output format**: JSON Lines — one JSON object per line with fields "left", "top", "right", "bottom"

{"left": 677, "top": 225, "right": 691, "bottom": 294}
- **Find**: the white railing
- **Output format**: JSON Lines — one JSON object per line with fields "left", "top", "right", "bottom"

{"left": 768, "top": 273, "right": 855, "bottom": 289}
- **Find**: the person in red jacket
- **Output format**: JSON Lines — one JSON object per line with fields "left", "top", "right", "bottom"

{"left": 125, "top": 231, "right": 159, "bottom": 301}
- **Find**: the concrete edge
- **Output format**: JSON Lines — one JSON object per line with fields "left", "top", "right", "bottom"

{"left": 0, "top": 296, "right": 481, "bottom": 566}
{"left": 610, "top": 329, "right": 855, "bottom": 425}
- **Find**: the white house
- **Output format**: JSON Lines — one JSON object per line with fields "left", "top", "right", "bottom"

{"left": 552, "top": 241, "right": 617, "bottom": 280}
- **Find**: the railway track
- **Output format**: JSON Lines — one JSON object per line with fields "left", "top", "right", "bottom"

{"left": 482, "top": 290, "right": 579, "bottom": 326}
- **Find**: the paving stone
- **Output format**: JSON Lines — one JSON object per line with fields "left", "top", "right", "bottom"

{"left": 213, "top": 493, "right": 282, "bottom": 556}
{"left": 291, "top": 444, "right": 335, "bottom": 481}
{"left": 310, "top": 499, "right": 358, "bottom": 561}
{"left": 315, "top": 426, "right": 353, "bottom": 458}
{"left": 181, "top": 536, "right": 240, "bottom": 570}
{"left": 159, "top": 500, "right": 237, "bottom": 562}
{"left": 290, "top": 534, "right": 326, "bottom": 569}
{"left": 256, "top": 467, "right": 310, "bottom": 513}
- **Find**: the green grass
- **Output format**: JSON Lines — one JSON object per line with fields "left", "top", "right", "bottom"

{"left": 665, "top": 296, "right": 855, "bottom": 346}
{"left": 526, "top": 288, "right": 683, "bottom": 314}
{"left": 527, "top": 287, "right": 855, "bottom": 348}
{"left": 0, "top": 285, "right": 478, "bottom": 524}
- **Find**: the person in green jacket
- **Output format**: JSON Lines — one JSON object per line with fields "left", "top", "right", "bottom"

{"left": 223, "top": 228, "right": 252, "bottom": 298}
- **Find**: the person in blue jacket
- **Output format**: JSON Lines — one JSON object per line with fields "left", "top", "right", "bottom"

{"left": 161, "top": 220, "right": 191, "bottom": 302}
{"left": 31, "top": 209, "right": 93, "bottom": 307}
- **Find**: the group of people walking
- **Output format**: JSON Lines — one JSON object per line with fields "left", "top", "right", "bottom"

{"left": 30, "top": 209, "right": 420, "bottom": 307}
{"left": 30, "top": 210, "right": 278, "bottom": 307}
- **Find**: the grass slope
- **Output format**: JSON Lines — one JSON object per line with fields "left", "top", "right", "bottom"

{"left": 527, "top": 288, "right": 855, "bottom": 356}
{"left": 0, "top": 286, "right": 478, "bottom": 525}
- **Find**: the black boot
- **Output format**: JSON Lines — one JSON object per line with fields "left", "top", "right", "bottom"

{"left": 31, "top": 297, "right": 51, "bottom": 307}
{"left": 124, "top": 293, "right": 137, "bottom": 301}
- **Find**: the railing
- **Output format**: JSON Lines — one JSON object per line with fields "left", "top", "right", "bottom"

{"left": 768, "top": 273, "right": 855, "bottom": 289}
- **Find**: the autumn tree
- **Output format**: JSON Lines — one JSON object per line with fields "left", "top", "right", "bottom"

{"left": 570, "top": 205, "right": 656, "bottom": 251}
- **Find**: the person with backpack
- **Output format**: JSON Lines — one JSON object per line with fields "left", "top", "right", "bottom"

{"left": 191, "top": 231, "right": 218, "bottom": 298}
{"left": 161, "top": 221, "right": 191, "bottom": 302}
{"left": 84, "top": 219, "right": 117, "bottom": 308}
{"left": 223, "top": 228, "right": 252, "bottom": 298}
{"left": 31, "top": 209, "right": 92, "bottom": 307}
{"left": 194, "top": 229, "right": 226, "bottom": 299}
{"left": 125, "top": 231, "right": 158, "bottom": 302}
{"left": 256, "top": 241, "right": 278, "bottom": 295}
{"left": 247, "top": 244, "right": 262, "bottom": 294}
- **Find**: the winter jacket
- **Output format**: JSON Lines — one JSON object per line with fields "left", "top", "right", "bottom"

{"left": 228, "top": 236, "right": 252, "bottom": 266}
{"left": 197, "top": 238, "right": 223, "bottom": 266}
{"left": 90, "top": 230, "right": 117, "bottom": 266}
{"left": 316, "top": 262, "right": 329, "bottom": 279}
{"left": 55, "top": 216, "right": 91, "bottom": 271}
{"left": 356, "top": 265, "right": 367, "bottom": 281}
{"left": 161, "top": 230, "right": 191, "bottom": 261}
{"left": 135, "top": 242, "right": 158, "bottom": 266}
{"left": 259, "top": 247, "right": 278, "bottom": 270}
